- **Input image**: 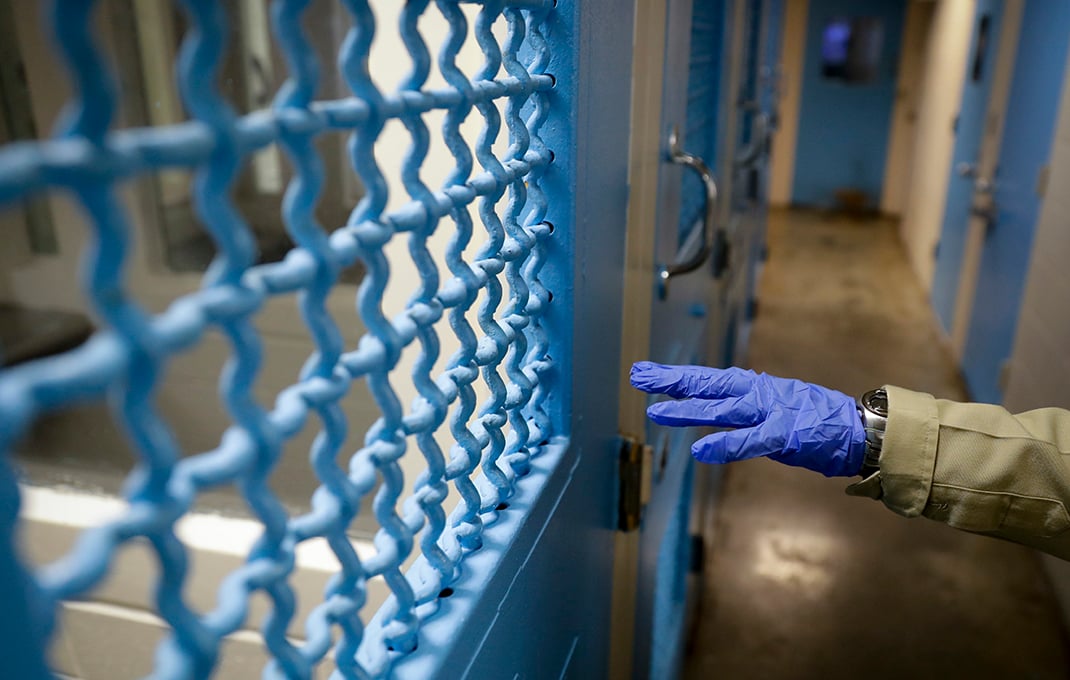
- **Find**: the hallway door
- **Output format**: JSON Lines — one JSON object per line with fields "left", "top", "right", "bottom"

{"left": 931, "top": 0, "right": 1006, "bottom": 332}
{"left": 961, "top": 0, "right": 1070, "bottom": 403}
{"left": 616, "top": 0, "right": 768, "bottom": 675}
{"left": 632, "top": 0, "right": 743, "bottom": 677}
{"left": 730, "top": 0, "right": 784, "bottom": 367}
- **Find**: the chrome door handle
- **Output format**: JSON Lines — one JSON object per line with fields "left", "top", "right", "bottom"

{"left": 956, "top": 162, "right": 996, "bottom": 194}
{"left": 956, "top": 161, "right": 979, "bottom": 178}
{"left": 734, "top": 112, "right": 771, "bottom": 170}
{"left": 658, "top": 128, "right": 720, "bottom": 297}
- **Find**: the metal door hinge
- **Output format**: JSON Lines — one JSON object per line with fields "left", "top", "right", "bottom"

{"left": 999, "top": 359, "right": 1012, "bottom": 394}
{"left": 617, "top": 434, "right": 652, "bottom": 532}
{"left": 1036, "top": 164, "right": 1051, "bottom": 199}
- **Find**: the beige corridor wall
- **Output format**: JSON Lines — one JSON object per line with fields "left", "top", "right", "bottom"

{"left": 881, "top": 0, "right": 934, "bottom": 216}
{"left": 768, "top": 0, "right": 808, "bottom": 206}
{"left": 1003, "top": 50, "right": 1070, "bottom": 421}
{"left": 1001, "top": 40, "right": 1070, "bottom": 632}
{"left": 900, "top": 0, "right": 975, "bottom": 290}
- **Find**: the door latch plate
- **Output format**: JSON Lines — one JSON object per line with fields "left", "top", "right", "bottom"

{"left": 618, "top": 435, "right": 645, "bottom": 532}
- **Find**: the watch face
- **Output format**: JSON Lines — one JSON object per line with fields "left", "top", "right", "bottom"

{"left": 862, "top": 389, "right": 889, "bottom": 417}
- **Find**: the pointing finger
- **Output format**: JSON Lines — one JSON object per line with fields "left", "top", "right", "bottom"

{"left": 630, "top": 362, "right": 757, "bottom": 400}
{"left": 646, "top": 395, "right": 764, "bottom": 428}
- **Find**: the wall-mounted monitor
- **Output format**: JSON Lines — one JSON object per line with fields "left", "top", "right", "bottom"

{"left": 821, "top": 17, "right": 884, "bottom": 84}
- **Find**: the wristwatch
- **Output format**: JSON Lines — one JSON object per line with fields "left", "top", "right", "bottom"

{"left": 857, "top": 388, "right": 888, "bottom": 478}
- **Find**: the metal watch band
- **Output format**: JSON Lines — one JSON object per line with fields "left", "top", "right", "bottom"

{"left": 857, "top": 388, "right": 888, "bottom": 478}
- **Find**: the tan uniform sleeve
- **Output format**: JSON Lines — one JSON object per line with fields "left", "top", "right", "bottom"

{"left": 846, "top": 385, "right": 1070, "bottom": 560}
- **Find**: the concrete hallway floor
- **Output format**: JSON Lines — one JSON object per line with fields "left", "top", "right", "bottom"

{"left": 683, "top": 209, "right": 1070, "bottom": 679}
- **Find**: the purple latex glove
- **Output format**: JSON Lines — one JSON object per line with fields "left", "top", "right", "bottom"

{"left": 630, "top": 362, "right": 866, "bottom": 477}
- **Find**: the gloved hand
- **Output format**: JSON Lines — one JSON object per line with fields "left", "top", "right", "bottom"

{"left": 629, "top": 362, "right": 866, "bottom": 477}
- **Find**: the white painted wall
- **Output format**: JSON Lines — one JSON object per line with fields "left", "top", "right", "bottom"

{"left": 881, "top": 0, "right": 934, "bottom": 216}
{"left": 1002, "top": 40, "right": 1070, "bottom": 633}
{"left": 768, "top": 0, "right": 808, "bottom": 207}
{"left": 899, "top": 0, "right": 975, "bottom": 290}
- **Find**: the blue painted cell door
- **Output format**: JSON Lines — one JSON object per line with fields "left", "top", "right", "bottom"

{"left": 633, "top": 0, "right": 730, "bottom": 678}
{"left": 931, "top": 0, "right": 1006, "bottom": 332}
{"left": 730, "top": 0, "right": 784, "bottom": 367}
{"left": 0, "top": 2, "right": 635, "bottom": 679}
{"left": 960, "top": 0, "right": 1070, "bottom": 403}
{"left": 634, "top": 0, "right": 764, "bottom": 677}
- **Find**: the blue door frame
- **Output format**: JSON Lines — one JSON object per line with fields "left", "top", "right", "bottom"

{"left": 960, "top": 0, "right": 1070, "bottom": 404}
{"left": 0, "top": 462, "right": 50, "bottom": 679}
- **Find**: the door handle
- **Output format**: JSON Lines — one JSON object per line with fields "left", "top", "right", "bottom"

{"left": 971, "top": 201, "right": 998, "bottom": 235}
{"left": 971, "top": 203, "right": 996, "bottom": 220}
{"left": 956, "top": 161, "right": 979, "bottom": 178}
{"left": 734, "top": 112, "right": 771, "bottom": 170}
{"left": 658, "top": 127, "right": 720, "bottom": 298}
{"left": 956, "top": 162, "right": 996, "bottom": 194}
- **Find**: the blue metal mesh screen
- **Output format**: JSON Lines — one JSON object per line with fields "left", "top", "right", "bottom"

{"left": 0, "top": 0, "right": 557, "bottom": 676}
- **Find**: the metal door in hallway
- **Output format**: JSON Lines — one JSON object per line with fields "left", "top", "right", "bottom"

{"left": 931, "top": 0, "right": 1007, "bottom": 334}
{"left": 615, "top": 0, "right": 779, "bottom": 676}
{"left": 960, "top": 0, "right": 1070, "bottom": 404}
{"left": 0, "top": 1, "right": 636, "bottom": 677}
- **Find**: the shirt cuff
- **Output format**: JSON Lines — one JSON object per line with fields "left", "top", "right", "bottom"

{"left": 845, "top": 385, "right": 940, "bottom": 516}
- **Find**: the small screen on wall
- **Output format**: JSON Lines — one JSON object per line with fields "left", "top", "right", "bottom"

{"left": 821, "top": 17, "right": 884, "bottom": 84}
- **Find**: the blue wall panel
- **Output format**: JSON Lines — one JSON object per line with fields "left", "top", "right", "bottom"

{"left": 790, "top": 0, "right": 906, "bottom": 207}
